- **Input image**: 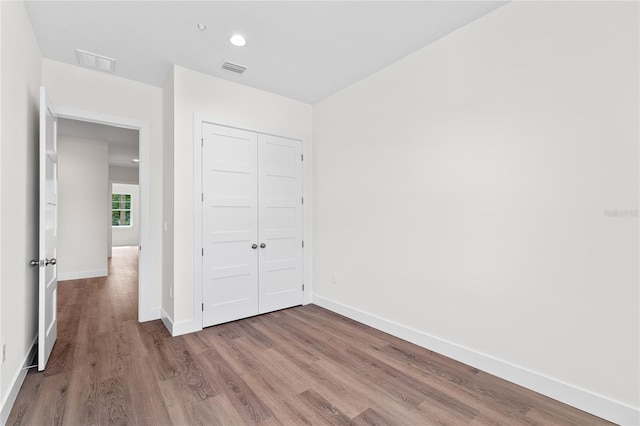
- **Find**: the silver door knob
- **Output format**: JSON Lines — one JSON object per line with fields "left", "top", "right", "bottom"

{"left": 29, "top": 260, "right": 40, "bottom": 267}
{"left": 46, "top": 258, "right": 57, "bottom": 266}
{"left": 260, "top": 243, "right": 266, "bottom": 248}
{"left": 251, "top": 244, "right": 258, "bottom": 249}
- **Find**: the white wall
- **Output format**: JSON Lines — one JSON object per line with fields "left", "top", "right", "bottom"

{"left": 42, "top": 59, "right": 163, "bottom": 319}
{"left": 312, "top": 2, "right": 638, "bottom": 424}
{"left": 110, "top": 165, "right": 139, "bottom": 185}
{"left": 162, "top": 69, "right": 175, "bottom": 320}
{"left": 112, "top": 183, "right": 139, "bottom": 247}
{"left": 0, "top": 1, "right": 41, "bottom": 421}
{"left": 166, "top": 66, "right": 313, "bottom": 331}
{"left": 57, "top": 136, "right": 109, "bottom": 280}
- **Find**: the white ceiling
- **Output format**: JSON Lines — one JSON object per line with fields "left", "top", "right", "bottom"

{"left": 25, "top": 1, "right": 507, "bottom": 104}
{"left": 57, "top": 118, "right": 139, "bottom": 168}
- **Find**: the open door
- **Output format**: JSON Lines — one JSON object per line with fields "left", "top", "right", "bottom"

{"left": 37, "top": 87, "right": 58, "bottom": 371}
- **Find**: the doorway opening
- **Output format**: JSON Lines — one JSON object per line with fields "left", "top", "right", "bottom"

{"left": 57, "top": 118, "right": 139, "bottom": 267}
{"left": 54, "top": 107, "right": 152, "bottom": 322}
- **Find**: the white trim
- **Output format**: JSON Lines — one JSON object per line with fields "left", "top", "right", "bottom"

{"left": 0, "top": 339, "right": 36, "bottom": 426}
{"left": 193, "top": 113, "right": 310, "bottom": 330}
{"left": 160, "top": 308, "right": 200, "bottom": 337}
{"left": 55, "top": 107, "right": 158, "bottom": 322}
{"left": 192, "top": 115, "right": 204, "bottom": 333}
{"left": 302, "top": 133, "right": 312, "bottom": 306}
{"left": 312, "top": 295, "right": 640, "bottom": 426}
{"left": 58, "top": 269, "right": 108, "bottom": 281}
{"left": 172, "top": 319, "right": 203, "bottom": 337}
{"left": 140, "top": 307, "right": 161, "bottom": 323}
{"left": 160, "top": 308, "right": 174, "bottom": 335}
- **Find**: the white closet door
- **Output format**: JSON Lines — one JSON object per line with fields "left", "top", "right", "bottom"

{"left": 258, "top": 134, "right": 303, "bottom": 314}
{"left": 202, "top": 123, "right": 259, "bottom": 326}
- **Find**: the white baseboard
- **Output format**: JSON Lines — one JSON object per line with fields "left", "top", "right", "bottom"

{"left": 160, "top": 309, "right": 201, "bottom": 336}
{"left": 172, "top": 319, "right": 202, "bottom": 336}
{"left": 160, "top": 308, "right": 174, "bottom": 335}
{"left": 312, "top": 295, "right": 640, "bottom": 426}
{"left": 139, "top": 307, "right": 161, "bottom": 323}
{"left": 0, "top": 338, "right": 37, "bottom": 426}
{"left": 58, "top": 268, "right": 108, "bottom": 281}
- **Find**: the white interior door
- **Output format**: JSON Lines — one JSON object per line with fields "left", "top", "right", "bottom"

{"left": 202, "top": 123, "right": 259, "bottom": 326}
{"left": 38, "top": 87, "right": 58, "bottom": 371}
{"left": 258, "top": 134, "right": 303, "bottom": 314}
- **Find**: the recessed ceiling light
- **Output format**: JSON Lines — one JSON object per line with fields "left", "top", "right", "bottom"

{"left": 132, "top": 159, "right": 140, "bottom": 163}
{"left": 230, "top": 34, "right": 246, "bottom": 47}
{"left": 197, "top": 23, "right": 207, "bottom": 30}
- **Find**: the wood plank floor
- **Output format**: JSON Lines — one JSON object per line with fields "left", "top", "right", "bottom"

{"left": 8, "top": 247, "right": 612, "bottom": 425}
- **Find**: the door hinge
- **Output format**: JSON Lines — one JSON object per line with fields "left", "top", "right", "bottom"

{"left": 201, "top": 138, "right": 204, "bottom": 147}
{"left": 302, "top": 240, "right": 304, "bottom": 248}
{"left": 302, "top": 284, "right": 305, "bottom": 291}
{"left": 202, "top": 248, "right": 204, "bottom": 256}
{"left": 301, "top": 197, "right": 304, "bottom": 205}
{"left": 202, "top": 303, "right": 204, "bottom": 311}
{"left": 301, "top": 154, "right": 304, "bottom": 161}
{"left": 202, "top": 193, "right": 204, "bottom": 202}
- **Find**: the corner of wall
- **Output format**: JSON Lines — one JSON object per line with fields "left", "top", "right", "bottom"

{"left": 161, "top": 67, "right": 175, "bottom": 324}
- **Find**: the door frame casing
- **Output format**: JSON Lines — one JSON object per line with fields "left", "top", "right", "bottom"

{"left": 191, "top": 114, "right": 311, "bottom": 335}
{"left": 55, "top": 106, "right": 153, "bottom": 322}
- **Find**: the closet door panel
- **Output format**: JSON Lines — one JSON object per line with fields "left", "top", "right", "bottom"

{"left": 202, "top": 123, "right": 259, "bottom": 326}
{"left": 258, "top": 134, "right": 303, "bottom": 314}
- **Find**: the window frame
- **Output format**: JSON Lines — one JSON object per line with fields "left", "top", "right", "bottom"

{"left": 112, "top": 193, "right": 133, "bottom": 228}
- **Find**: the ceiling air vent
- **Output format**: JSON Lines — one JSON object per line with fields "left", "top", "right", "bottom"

{"left": 221, "top": 61, "right": 246, "bottom": 74}
{"left": 76, "top": 49, "right": 115, "bottom": 73}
